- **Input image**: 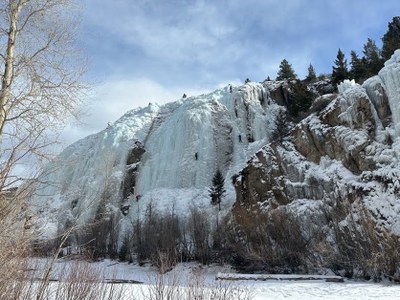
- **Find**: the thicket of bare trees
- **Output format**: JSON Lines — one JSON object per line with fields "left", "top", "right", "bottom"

{"left": 220, "top": 206, "right": 315, "bottom": 273}
{"left": 323, "top": 194, "right": 400, "bottom": 281}
{"left": 54, "top": 190, "right": 400, "bottom": 283}
{"left": 220, "top": 195, "right": 400, "bottom": 281}
{"left": 117, "top": 204, "right": 213, "bottom": 273}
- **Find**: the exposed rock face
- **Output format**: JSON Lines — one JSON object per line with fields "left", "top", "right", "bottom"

{"left": 122, "top": 142, "right": 146, "bottom": 201}
{"left": 234, "top": 144, "right": 288, "bottom": 207}
{"left": 292, "top": 85, "right": 378, "bottom": 174}
{"left": 234, "top": 141, "right": 337, "bottom": 209}
{"left": 234, "top": 51, "right": 400, "bottom": 237}
{"left": 242, "top": 96, "right": 380, "bottom": 204}
{"left": 264, "top": 81, "right": 291, "bottom": 107}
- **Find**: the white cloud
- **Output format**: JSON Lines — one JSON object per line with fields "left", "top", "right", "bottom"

{"left": 83, "top": 0, "right": 240, "bottom": 67}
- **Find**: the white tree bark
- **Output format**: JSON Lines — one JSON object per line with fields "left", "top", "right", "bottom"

{"left": 0, "top": 0, "right": 86, "bottom": 188}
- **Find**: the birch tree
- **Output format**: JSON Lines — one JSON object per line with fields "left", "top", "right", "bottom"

{"left": 0, "top": 0, "right": 86, "bottom": 188}
{"left": 0, "top": 0, "right": 86, "bottom": 293}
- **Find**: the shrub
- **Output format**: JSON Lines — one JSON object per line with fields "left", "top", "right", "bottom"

{"left": 223, "top": 206, "right": 312, "bottom": 273}
{"left": 325, "top": 195, "right": 400, "bottom": 281}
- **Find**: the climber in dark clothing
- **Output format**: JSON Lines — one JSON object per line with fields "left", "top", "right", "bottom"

{"left": 195, "top": 152, "right": 198, "bottom": 160}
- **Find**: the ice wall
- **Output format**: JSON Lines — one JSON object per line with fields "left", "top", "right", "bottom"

{"left": 135, "top": 83, "right": 277, "bottom": 194}
{"left": 337, "top": 79, "right": 356, "bottom": 94}
{"left": 29, "top": 83, "right": 279, "bottom": 237}
{"left": 29, "top": 105, "right": 159, "bottom": 234}
{"left": 378, "top": 49, "right": 400, "bottom": 136}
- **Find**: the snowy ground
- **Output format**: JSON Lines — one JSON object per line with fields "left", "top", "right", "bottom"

{"left": 31, "top": 258, "right": 400, "bottom": 299}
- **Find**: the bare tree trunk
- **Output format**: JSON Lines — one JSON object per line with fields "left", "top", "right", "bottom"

{"left": 0, "top": 0, "right": 87, "bottom": 296}
{"left": 0, "top": 0, "right": 25, "bottom": 140}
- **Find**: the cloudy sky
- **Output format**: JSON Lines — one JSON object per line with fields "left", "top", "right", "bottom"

{"left": 61, "top": 0, "right": 400, "bottom": 148}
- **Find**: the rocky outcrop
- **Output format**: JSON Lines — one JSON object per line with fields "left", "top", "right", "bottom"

{"left": 234, "top": 140, "right": 338, "bottom": 209}
{"left": 292, "top": 84, "right": 378, "bottom": 174}
{"left": 234, "top": 51, "right": 400, "bottom": 237}
{"left": 234, "top": 144, "right": 288, "bottom": 208}
{"left": 236, "top": 82, "right": 381, "bottom": 209}
{"left": 264, "top": 81, "right": 291, "bottom": 107}
{"left": 122, "top": 142, "right": 146, "bottom": 201}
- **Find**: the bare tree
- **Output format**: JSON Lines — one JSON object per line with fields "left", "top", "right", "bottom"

{"left": 0, "top": 0, "right": 86, "bottom": 188}
{"left": 0, "top": 0, "right": 86, "bottom": 293}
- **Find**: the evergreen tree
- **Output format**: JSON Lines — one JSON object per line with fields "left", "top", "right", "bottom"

{"left": 289, "top": 80, "right": 314, "bottom": 117}
{"left": 332, "top": 48, "right": 349, "bottom": 85}
{"left": 363, "top": 38, "right": 384, "bottom": 76}
{"left": 305, "top": 63, "right": 317, "bottom": 82}
{"left": 382, "top": 16, "right": 400, "bottom": 60}
{"left": 209, "top": 170, "right": 226, "bottom": 211}
{"left": 350, "top": 50, "right": 367, "bottom": 83}
{"left": 276, "top": 59, "right": 297, "bottom": 81}
{"left": 272, "top": 110, "right": 290, "bottom": 143}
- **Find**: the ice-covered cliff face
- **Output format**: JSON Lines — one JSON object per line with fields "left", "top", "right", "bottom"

{"left": 235, "top": 50, "right": 400, "bottom": 235}
{"left": 136, "top": 84, "right": 275, "bottom": 194}
{"left": 29, "top": 82, "right": 280, "bottom": 238}
{"left": 30, "top": 50, "right": 400, "bottom": 243}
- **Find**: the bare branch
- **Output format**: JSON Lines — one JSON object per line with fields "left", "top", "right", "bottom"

{"left": 0, "top": 1, "right": 87, "bottom": 270}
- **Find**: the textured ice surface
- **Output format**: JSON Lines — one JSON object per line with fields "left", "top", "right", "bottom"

{"left": 29, "top": 83, "right": 280, "bottom": 237}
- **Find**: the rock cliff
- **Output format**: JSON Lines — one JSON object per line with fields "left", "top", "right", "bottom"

{"left": 234, "top": 51, "right": 400, "bottom": 237}
{"left": 29, "top": 51, "right": 400, "bottom": 266}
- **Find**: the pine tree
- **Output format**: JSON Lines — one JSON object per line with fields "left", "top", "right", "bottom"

{"left": 350, "top": 50, "right": 367, "bottom": 83}
{"left": 382, "top": 16, "right": 400, "bottom": 60}
{"left": 289, "top": 80, "right": 314, "bottom": 117}
{"left": 209, "top": 170, "right": 226, "bottom": 211}
{"left": 363, "top": 38, "right": 384, "bottom": 76}
{"left": 305, "top": 64, "right": 316, "bottom": 82}
{"left": 276, "top": 59, "right": 297, "bottom": 81}
{"left": 332, "top": 48, "right": 349, "bottom": 85}
{"left": 272, "top": 110, "right": 289, "bottom": 143}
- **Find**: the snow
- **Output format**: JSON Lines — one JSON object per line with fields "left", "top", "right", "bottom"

{"left": 251, "top": 281, "right": 400, "bottom": 300}
{"left": 30, "top": 258, "right": 400, "bottom": 300}
{"left": 337, "top": 79, "right": 356, "bottom": 94}
{"left": 334, "top": 126, "right": 369, "bottom": 153}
